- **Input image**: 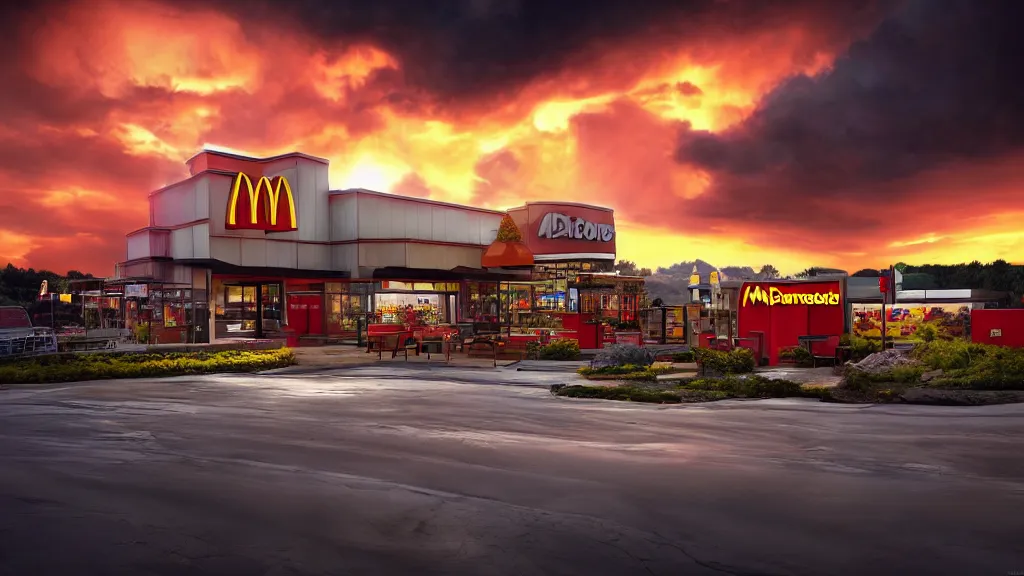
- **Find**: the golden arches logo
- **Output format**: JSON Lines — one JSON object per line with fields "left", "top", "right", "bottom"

{"left": 742, "top": 285, "right": 840, "bottom": 307}
{"left": 742, "top": 285, "right": 771, "bottom": 307}
{"left": 226, "top": 172, "right": 297, "bottom": 232}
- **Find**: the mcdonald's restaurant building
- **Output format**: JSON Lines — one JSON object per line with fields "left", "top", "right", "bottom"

{"left": 113, "top": 149, "right": 625, "bottom": 345}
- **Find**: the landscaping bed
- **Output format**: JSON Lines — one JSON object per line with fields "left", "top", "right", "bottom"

{"left": 554, "top": 375, "right": 824, "bottom": 404}
{"left": 577, "top": 363, "right": 685, "bottom": 382}
{"left": 831, "top": 339, "right": 1024, "bottom": 405}
{"left": 559, "top": 340, "right": 1024, "bottom": 406}
{"left": 563, "top": 346, "right": 812, "bottom": 404}
{"left": 0, "top": 348, "right": 296, "bottom": 385}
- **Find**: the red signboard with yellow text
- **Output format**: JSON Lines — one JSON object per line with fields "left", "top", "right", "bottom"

{"left": 225, "top": 172, "right": 298, "bottom": 232}
{"left": 737, "top": 281, "right": 845, "bottom": 365}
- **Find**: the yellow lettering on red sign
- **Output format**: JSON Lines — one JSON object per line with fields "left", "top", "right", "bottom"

{"left": 742, "top": 285, "right": 840, "bottom": 307}
{"left": 226, "top": 172, "right": 297, "bottom": 232}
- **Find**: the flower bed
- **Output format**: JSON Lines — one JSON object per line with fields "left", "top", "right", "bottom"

{"left": 0, "top": 348, "right": 296, "bottom": 385}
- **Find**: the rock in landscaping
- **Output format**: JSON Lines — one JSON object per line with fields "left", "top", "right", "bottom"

{"left": 852, "top": 350, "right": 918, "bottom": 374}
{"left": 590, "top": 344, "right": 654, "bottom": 369}
{"left": 919, "top": 368, "right": 943, "bottom": 382}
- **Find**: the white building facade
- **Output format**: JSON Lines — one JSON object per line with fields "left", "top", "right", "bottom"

{"left": 115, "top": 150, "right": 618, "bottom": 344}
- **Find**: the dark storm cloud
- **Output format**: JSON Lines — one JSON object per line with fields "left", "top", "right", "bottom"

{"left": 676, "top": 0, "right": 1024, "bottom": 201}
{"left": 178, "top": 0, "right": 895, "bottom": 102}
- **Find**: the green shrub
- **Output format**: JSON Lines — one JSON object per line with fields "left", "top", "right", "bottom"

{"left": 792, "top": 346, "right": 814, "bottom": 367}
{"left": 875, "top": 389, "right": 901, "bottom": 401}
{"left": 578, "top": 363, "right": 646, "bottom": 376}
{"left": 618, "top": 370, "right": 659, "bottom": 382}
{"left": 916, "top": 324, "right": 938, "bottom": 343}
{"left": 846, "top": 335, "right": 882, "bottom": 362}
{"left": 890, "top": 365, "right": 926, "bottom": 383}
{"left": 0, "top": 348, "right": 296, "bottom": 385}
{"left": 681, "top": 375, "right": 802, "bottom": 398}
{"left": 538, "top": 339, "right": 581, "bottom": 361}
{"left": 556, "top": 385, "right": 681, "bottom": 403}
{"left": 694, "top": 348, "right": 756, "bottom": 374}
{"left": 800, "top": 385, "right": 834, "bottom": 400}
{"left": 927, "top": 343, "right": 1024, "bottom": 390}
{"left": 525, "top": 340, "right": 541, "bottom": 360}
{"left": 778, "top": 346, "right": 814, "bottom": 367}
{"left": 843, "top": 364, "right": 925, "bottom": 391}
{"left": 577, "top": 364, "right": 658, "bottom": 381}
{"left": 912, "top": 340, "right": 992, "bottom": 371}
{"left": 670, "top": 350, "right": 695, "bottom": 363}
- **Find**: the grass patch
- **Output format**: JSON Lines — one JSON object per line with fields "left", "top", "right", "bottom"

{"left": 799, "top": 385, "right": 836, "bottom": 401}
{"left": 578, "top": 364, "right": 650, "bottom": 376}
{"left": 578, "top": 363, "right": 662, "bottom": 382}
{"left": 556, "top": 374, "right": 818, "bottom": 404}
{"left": 578, "top": 366, "right": 658, "bottom": 382}
{"left": 842, "top": 365, "right": 926, "bottom": 392}
{"left": 557, "top": 384, "right": 682, "bottom": 403}
{"left": 0, "top": 348, "right": 296, "bottom": 385}
{"left": 680, "top": 375, "right": 804, "bottom": 398}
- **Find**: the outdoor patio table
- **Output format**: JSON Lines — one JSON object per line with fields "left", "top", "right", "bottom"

{"left": 797, "top": 335, "right": 830, "bottom": 355}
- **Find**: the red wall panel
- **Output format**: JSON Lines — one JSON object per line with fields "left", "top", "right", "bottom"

{"left": 737, "top": 281, "right": 845, "bottom": 365}
{"left": 287, "top": 294, "right": 323, "bottom": 336}
{"left": 971, "top": 309, "right": 1024, "bottom": 347}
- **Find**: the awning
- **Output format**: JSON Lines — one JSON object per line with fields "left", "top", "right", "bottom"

{"left": 481, "top": 240, "right": 534, "bottom": 268}
{"left": 373, "top": 266, "right": 523, "bottom": 282}
{"left": 176, "top": 259, "right": 350, "bottom": 279}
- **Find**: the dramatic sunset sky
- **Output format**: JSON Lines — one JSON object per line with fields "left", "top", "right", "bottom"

{"left": 0, "top": 0, "right": 1020, "bottom": 276}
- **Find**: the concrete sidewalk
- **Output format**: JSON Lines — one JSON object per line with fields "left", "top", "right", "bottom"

{"left": 290, "top": 346, "right": 518, "bottom": 370}
{"left": 756, "top": 366, "right": 843, "bottom": 387}
{"left": 508, "top": 360, "right": 588, "bottom": 372}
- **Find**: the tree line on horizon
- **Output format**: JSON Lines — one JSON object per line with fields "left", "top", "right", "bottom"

{"left": 0, "top": 263, "right": 95, "bottom": 307}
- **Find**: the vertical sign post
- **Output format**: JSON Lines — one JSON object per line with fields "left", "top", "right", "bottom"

{"left": 879, "top": 272, "right": 889, "bottom": 349}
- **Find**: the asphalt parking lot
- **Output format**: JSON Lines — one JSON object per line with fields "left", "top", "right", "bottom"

{"left": 1, "top": 365, "right": 1022, "bottom": 575}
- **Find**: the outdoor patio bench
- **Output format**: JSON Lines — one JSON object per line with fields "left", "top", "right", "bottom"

{"left": 500, "top": 338, "right": 532, "bottom": 361}
{"left": 420, "top": 339, "right": 449, "bottom": 362}
{"left": 388, "top": 333, "right": 419, "bottom": 361}
{"left": 466, "top": 336, "right": 501, "bottom": 367}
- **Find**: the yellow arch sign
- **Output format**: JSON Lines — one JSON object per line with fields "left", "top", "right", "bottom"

{"left": 226, "top": 172, "right": 297, "bottom": 232}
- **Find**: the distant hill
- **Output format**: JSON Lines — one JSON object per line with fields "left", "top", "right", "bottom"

{"left": 645, "top": 260, "right": 758, "bottom": 305}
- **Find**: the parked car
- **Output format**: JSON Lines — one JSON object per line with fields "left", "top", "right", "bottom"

{"left": 0, "top": 306, "right": 58, "bottom": 358}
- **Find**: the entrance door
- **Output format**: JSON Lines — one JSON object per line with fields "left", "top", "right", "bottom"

{"left": 287, "top": 294, "right": 323, "bottom": 336}
{"left": 214, "top": 281, "right": 284, "bottom": 339}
